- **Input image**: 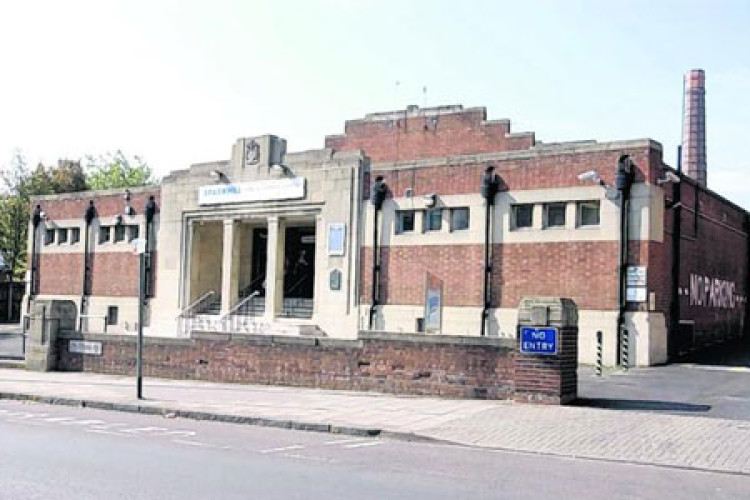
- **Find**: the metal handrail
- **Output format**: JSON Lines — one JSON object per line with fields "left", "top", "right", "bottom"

{"left": 220, "top": 291, "right": 261, "bottom": 322}
{"left": 177, "top": 290, "right": 216, "bottom": 320}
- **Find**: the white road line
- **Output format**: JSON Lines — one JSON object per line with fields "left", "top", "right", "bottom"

{"left": 172, "top": 439, "right": 231, "bottom": 450}
{"left": 43, "top": 417, "right": 74, "bottom": 423}
{"left": 343, "top": 441, "right": 384, "bottom": 449}
{"left": 260, "top": 445, "right": 305, "bottom": 454}
{"left": 88, "top": 423, "right": 128, "bottom": 430}
{"left": 323, "top": 438, "right": 367, "bottom": 446}
{"left": 85, "top": 429, "right": 136, "bottom": 437}
{"left": 163, "top": 430, "right": 197, "bottom": 437}
{"left": 60, "top": 420, "right": 106, "bottom": 426}
{"left": 120, "top": 426, "right": 169, "bottom": 434}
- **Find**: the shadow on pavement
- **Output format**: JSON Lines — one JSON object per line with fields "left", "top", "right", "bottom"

{"left": 676, "top": 335, "right": 750, "bottom": 368}
{"left": 574, "top": 397, "right": 711, "bottom": 413}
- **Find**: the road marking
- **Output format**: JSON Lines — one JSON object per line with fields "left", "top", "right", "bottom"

{"left": 323, "top": 438, "right": 368, "bottom": 446}
{"left": 43, "top": 417, "right": 74, "bottom": 423}
{"left": 120, "top": 426, "right": 169, "bottom": 434}
{"left": 172, "top": 439, "right": 231, "bottom": 450}
{"left": 86, "top": 429, "right": 136, "bottom": 437}
{"left": 60, "top": 419, "right": 106, "bottom": 426}
{"left": 343, "top": 441, "right": 383, "bottom": 449}
{"left": 260, "top": 445, "right": 305, "bottom": 454}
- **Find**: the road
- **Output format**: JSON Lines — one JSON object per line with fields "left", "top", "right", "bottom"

{"left": 1, "top": 400, "right": 749, "bottom": 499}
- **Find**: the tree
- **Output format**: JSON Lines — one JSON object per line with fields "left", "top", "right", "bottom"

{"left": 85, "top": 150, "right": 156, "bottom": 190}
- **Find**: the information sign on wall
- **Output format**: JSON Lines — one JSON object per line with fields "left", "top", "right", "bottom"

{"left": 519, "top": 327, "right": 558, "bottom": 355}
{"left": 69, "top": 340, "right": 103, "bottom": 356}
{"left": 198, "top": 177, "right": 305, "bottom": 205}
{"left": 327, "top": 223, "right": 346, "bottom": 256}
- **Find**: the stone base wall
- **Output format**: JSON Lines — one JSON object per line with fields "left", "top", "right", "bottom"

{"left": 55, "top": 330, "right": 576, "bottom": 403}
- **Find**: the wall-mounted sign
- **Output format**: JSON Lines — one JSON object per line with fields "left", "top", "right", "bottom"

{"left": 69, "top": 340, "right": 103, "bottom": 356}
{"left": 626, "top": 287, "right": 647, "bottom": 302}
{"left": 329, "top": 269, "right": 342, "bottom": 291}
{"left": 198, "top": 177, "right": 305, "bottom": 205}
{"left": 519, "top": 327, "right": 558, "bottom": 355}
{"left": 626, "top": 266, "right": 647, "bottom": 287}
{"left": 327, "top": 223, "right": 346, "bottom": 256}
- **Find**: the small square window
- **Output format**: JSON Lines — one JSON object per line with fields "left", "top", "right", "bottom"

{"left": 396, "top": 211, "right": 415, "bottom": 234}
{"left": 107, "top": 306, "right": 118, "bottom": 326}
{"left": 57, "top": 228, "right": 68, "bottom": 244}
{"left": 128, "top": 225, "right": 140, "bottom": 242}
{"left": 450, "top": 208, "right": 470, "bottom": 231}
{"left": 577, "top": 201, "right": 601, "bottom": 227}
{"left": 544, "top": 203, "right": 567, "bottom": 228}
{"left": 70, "top": 227, "right": 80, "bottom": 244}
{"left": 114, "top": 225, "right": 126, "bottom": 243}
{"left": 45, "top": 229, "right": 55, "bottom": 245}
{"left": 99, "top": 226, "right": 111, "bottom": 244}
{"left": 512, "top": 204, "right": 534, "bottom": 229}
{"left": 424, "top": 209, "right": 442, "bottom": 232}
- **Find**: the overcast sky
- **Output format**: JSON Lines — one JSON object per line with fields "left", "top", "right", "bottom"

{"left": 1, "top": 0, "right": 748, "bottom": 208}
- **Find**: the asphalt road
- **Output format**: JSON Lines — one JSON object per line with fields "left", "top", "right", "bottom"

{"left": 1, "top": 400, "right": 749, "bottom": 499}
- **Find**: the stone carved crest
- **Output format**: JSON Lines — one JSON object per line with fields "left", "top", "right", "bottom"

{"left": 245, "top": 139, "right": 260, "bottom": 166}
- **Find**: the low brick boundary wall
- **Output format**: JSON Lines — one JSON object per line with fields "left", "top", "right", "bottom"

{"left": 55, "top": 330, "right": 575, "bottom": 403}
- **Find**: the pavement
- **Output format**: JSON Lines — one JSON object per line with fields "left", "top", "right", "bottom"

{"left": 5, "top": 367, "right": 750, "bottom": 476}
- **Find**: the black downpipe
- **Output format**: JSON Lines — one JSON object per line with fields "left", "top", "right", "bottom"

{"left": 144, "top": 195, "right": 157, "bottom": 298}
{"left": 81, "top": 201, "right": 97, "bottom": 323}
{"left": 615, "top": 155, "right": 635, "bottom": 366}
{"left": 480, "top": 166, "right": 500, "bottom": 336}
{"left": 669, "top": 147, "right": 683, "bottom": 360}
{"left": 28, "top": 205, "right": 42, "bottom": 309}
{"left": 369, "top": 176, "right": 387, "bottom": 330}
{"left": 745, "top": 211, "right": 750, "bottom": 339}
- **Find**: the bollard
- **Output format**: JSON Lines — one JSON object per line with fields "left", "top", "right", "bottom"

{"left": 620, "top": 327, "right": 629, "bottom": 371}
{"left": 596, "top": 330, "right": 603, "bottom": 377}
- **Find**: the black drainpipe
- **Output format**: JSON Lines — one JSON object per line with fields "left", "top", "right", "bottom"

{"left": 144, "top": 195, "right": 157, "bottom": 298}
{"left": 615, "top": 155, "right": 635, "bottom": 366}
{"left": 745, "top": 211, "right": 750, "bottom": 339}
{"left": 480, "top": 166, "right": 500, "bottom": 336}
{"left": 81, "top": 201, "right": 97, "bottom": 324}
{"left": 669, "top": 147, "right": 683, "bottom": 360}
{"left": 368, "top": 176, "right": 387, "bottom": 330}
{"left": 29, "top": 204, "right": 42, "bottom": 309}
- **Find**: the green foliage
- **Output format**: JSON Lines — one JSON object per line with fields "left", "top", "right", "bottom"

{"left": 85, "top": 150, "right": 156, "bottom": 191}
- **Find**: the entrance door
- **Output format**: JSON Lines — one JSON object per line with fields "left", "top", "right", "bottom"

{"left": 282, "top": 226, "right": 315, "bottom": 318}
{"left": 249, "top": 227, "right": 268, "bottom": 296}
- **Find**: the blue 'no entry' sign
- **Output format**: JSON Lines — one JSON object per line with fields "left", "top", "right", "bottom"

{"left": 519, "top": 327, "right": 558, "bottom": 355}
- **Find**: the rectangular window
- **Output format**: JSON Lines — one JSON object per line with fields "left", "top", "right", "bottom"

{"left": 98, "top": 226, "right": 111, "bottom": 244}
{"left": 70, "top": 227, "right": 80, "bottom": 244}
{"left": 424, "top": 208, "right": 442, "bottom": 232}
{"left": 577, "top": 200, "right": 601, "bottom": 227}
{"left": 107, "top": 306, "right": 118, "bottom": 326}
{"left": 128, "top": 225, "right": 140, "bottom": 242}
{"left": 450, "top": 208, "right": 470, "bottom": 231}
{"left": 396, "top": 211, "right": 415, "bottom": 234}
{"left": 114, "top": 225, "right": 126, "bottom": 243}
{"left": 45, "top": 229, "right": 55, "bottom": 245}
{"left": 544, "top": 202, "right": 567, "bottom": 228}
{"left": 57, "top": 228, "right": 68, "bottom": 244}
{"left": 512, "top": 204, "right": 534, "bottom": 229}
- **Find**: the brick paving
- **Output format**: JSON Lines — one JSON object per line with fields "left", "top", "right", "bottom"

{"left": 3, "top": 369, "right": 750, "bottom": 474}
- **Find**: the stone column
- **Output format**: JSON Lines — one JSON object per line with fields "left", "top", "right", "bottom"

{"left": 265, "top": 216, "right": 285, "bottom": 320}
{"left": 220, "top": 219, "right": 240, "bottom": 315}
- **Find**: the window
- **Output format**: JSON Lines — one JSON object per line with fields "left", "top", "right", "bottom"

{"left": 107, "top": 306, "right": 119, "bottom": 326}
{"left": 114, "top": 225, "right": 126, "bottom": 243}
{"left": 45, "top": 229, "right": 55, "bottom": 245}
{"left": 98, "top": 226, "right": 111, "bottom": 244}
{"left": 70, "top": 227, "right": 80, "bottom": 244}
{"left": 127, "top": 225, "right": 140, "bottom": 242}
{"left": 396, "top": 211, "right": 415, "bottom": 234}
{"left": 577, "top": 200, "right": 601, "bottom": 227}
{"left": 57, "top": 228, "right": 68, "bottom": 244}
{"left": 512, "top": 204, "right": 534, "bottom": 229}
{"left": 544, "top": 203, "right": 567, "bottom": 228}
{"left": 423, "top": 208, "right": 442, "bottom": 232}
{"left": 450, "top": 207, "right": 470, "bottom": 231}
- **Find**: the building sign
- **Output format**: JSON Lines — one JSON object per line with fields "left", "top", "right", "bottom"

{"left": 519, "top": 327, "right": 558, "bottom": 355}
{"left": 327, "top": 223, "right": 346, "bottom": 256}
{"left": 626, "top": 287, "right": 647, "bottom": 302}
{"left": 626, "top": 266, "right": 647, "bottom": 303}
{"left": 69, "top": 340, "right": 103, "bottom": 356}
{"left": 198, "top": 178, "right": 305, "bottom": 205}
{"left": 329, "top": 269, "right": 342, "bottom": 291}
{"left": 689, "top": 274, "right": 739, "bottom": 310}
{"left": 424, "top": 273, "right": 443, "bottom": 332}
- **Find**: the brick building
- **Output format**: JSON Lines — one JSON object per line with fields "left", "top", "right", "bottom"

{"left": 23, "top": 104, "right": 750, "bottom": 366}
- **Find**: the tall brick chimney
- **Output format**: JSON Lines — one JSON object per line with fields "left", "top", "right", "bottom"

{"left": 681, "top": 69, "right": 707, "bottom": 187}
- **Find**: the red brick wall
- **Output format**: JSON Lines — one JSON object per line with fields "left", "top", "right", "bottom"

{"left": 35, "top": 189, "right": 161, "bottom": 220}
{"left": 326, "top": 108, "right": 535, "bottom": 163}
{"left": 361, "top": 241, "right": 655, "bottom": 311}
{"left": 39, "top": 253, "right": 84, "bottom": 296}
{"left": 58, "top": 332, "right": 520, "bottom": 400}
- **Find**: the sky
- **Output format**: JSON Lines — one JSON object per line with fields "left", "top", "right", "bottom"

{"left": 1, "top": 0, "right": 748, "bottom": 209}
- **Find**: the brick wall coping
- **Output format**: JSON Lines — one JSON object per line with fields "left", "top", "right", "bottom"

{"left": 31, "top": 185, "right": 160, "bottom": 202}
{"left": 370, "top": 138, "right": 662, "bottom": 172}
{"left": 58, "top": 330, "right": 515, "bottom": 350}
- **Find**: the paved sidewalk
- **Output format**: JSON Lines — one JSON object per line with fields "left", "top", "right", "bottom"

{"left": 4, "top": 369, "right": 750, "bottom": 475}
